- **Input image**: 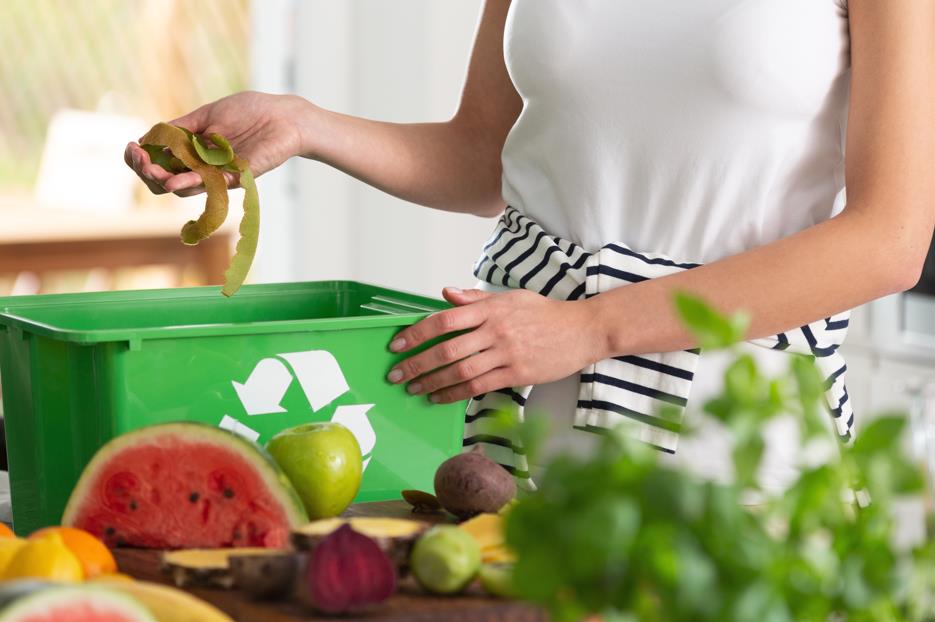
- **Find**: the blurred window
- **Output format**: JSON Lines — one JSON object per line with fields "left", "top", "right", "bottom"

{"left": 0, "top": 0, "right": 249, "bottom": 295}
{"left": 0, "top": 0, "right": 249, "bottom": 192}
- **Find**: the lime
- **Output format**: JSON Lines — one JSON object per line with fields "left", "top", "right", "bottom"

{"left": 479, "top": 563, "right": 516, "bottom": 598}
{"left": 411, "top": 526, "right": 481, "bottom": 594}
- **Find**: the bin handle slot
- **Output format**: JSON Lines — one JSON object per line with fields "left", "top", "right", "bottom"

{"left": 360, "top": 296, "right": 438, "bottom": 316}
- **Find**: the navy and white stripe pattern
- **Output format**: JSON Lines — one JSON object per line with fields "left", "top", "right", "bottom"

{"left": 465, "top": 206, "right": 854, "bottom": 483}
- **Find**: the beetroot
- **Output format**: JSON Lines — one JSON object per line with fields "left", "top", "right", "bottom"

{"left": 434, "top": 446, "right": 516, "bottom": 519}
{"left": 305, "top": 525, "right": 396, "bottom": 614}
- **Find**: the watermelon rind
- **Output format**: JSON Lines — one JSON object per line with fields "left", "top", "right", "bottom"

{"left": 0, "top": 582, "right": 59, "bottom": 612}
{"left": 0, "top": 586, "right": 156, "bottom": 622}
{"left": 91, "top": 579, "right": 233, "bottom": 622}
{"left": 61, "top": 422, "right": 308, "bottom": 536}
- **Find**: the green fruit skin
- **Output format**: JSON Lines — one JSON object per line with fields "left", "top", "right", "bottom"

{"left": 478, "top": 564, "right": 516, "bottom": 598}
{"left": 411, "top": 526, "right": 482, "bottom": 595}
{"left": 266, "top": 423, "right": 363, "bottom": 520}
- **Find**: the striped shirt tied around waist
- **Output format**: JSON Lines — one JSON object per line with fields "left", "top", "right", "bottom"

{"left": 466, "top": 206, "right": 853, "bottom": 483}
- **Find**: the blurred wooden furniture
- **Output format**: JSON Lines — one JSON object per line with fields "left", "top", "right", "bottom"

{"left": 1, "top": 205, "right": 233, "bottom": 289}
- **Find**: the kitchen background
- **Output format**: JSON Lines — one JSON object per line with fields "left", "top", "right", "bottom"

{"left": 2, "top": 0, "right": 934, "bottom": 420}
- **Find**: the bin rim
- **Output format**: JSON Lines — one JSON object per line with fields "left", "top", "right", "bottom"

{"left": 0, "top": 280, "right": 447, "bottom": 346}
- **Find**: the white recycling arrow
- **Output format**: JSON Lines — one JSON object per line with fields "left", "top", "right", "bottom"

{"left": 232, "top": 358, "right": 292, "bottom": 415}
{"left": 219, "top": 414, "right": 260, "bottom": 442}
{"left": 278, "top": 350, "right": 349, "bottom": 411}
{"left": 227, "top": 349, "right": 376, "bottom": 471}
{"left": 331, "top": 404, "right": 376, "bottom": 470}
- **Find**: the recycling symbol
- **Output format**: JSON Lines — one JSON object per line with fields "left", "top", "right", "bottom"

{"left": 218, "top": 350, "right": 376, "bottom": 470}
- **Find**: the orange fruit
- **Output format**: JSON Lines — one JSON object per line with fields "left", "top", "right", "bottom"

{"left": 29, "top": 526, "right": 117, "bottom": 578}
{"left": 88, "top": 572, "right": 136, "bottom": 583}
{"left": 0, "top": 523, "right": 15, "bottom": 538}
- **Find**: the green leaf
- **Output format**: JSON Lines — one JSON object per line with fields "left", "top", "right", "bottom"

{"left": 674, "top": 535, "right": 719, "bottom": 615}
{"left": 673, "top": 291, "right": 750, "bottom": 350}
{"left": 851, "top": 416, "right": 906, "bottom": 457}
{"left": 484, "top": 408, "right": 550, "bottom": 467}
{"left": 725, "top": 355, "right": 760, "bottom": 404}
{"left": 733, "top": 430, "right": 765, "bottom": 489}
{"left": 790, "top": 356, "right": 825, "bottom": 430}
{"left": 499, "top": 288, "right": 935, "bottom": 621}
{"left": 703, "top": 396, "right": 734, "bottom": 422}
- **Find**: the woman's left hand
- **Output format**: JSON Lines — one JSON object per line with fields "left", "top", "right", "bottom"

{"left": 386, "top": 287, "right": 607, "bottom": 404}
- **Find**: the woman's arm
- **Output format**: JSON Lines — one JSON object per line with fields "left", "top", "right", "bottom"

{"left": 299, "top": 0, "right": 521, "bottom": 216}
{"left": 589, "top": 0, "right": 935, "bottom": 357}
{"left": 126, "top": 0, "right": 520, "bottom": 218}
{"left": 387, "top": 0, "right": 935, "bottom": 403}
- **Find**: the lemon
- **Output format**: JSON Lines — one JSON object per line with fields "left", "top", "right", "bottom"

{"left": 3, "top": 532, "right": 84, "bottom": 581}
{"left": 0, "top": 538, "right": 27, "bottom": 575}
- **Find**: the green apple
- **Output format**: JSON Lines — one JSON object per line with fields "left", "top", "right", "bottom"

{"left": 266, "top": 422, "right": 362, "bottom": 519}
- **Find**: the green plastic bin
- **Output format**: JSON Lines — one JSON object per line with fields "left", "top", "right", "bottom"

{"left": 0, "top": 281, "right": 466, "bottom": 534}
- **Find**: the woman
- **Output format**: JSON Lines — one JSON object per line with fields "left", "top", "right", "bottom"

{"left": 126, "top": 1, "right": 934, "bottom": 489}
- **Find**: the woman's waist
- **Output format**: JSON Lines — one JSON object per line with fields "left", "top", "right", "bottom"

{"left": 501, "top": 182, "right": 843, "bottom": 264}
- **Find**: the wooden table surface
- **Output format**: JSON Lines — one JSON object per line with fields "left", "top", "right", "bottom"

{"left": 114, "top": 501, "right": 546, "bottom": 622}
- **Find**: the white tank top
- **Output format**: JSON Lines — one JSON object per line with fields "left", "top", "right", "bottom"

{"left": 500, "top": 0, "right": 851, "bottom": 263}
{"left": 494, "top": 0, "right": 852, "bottom": 490}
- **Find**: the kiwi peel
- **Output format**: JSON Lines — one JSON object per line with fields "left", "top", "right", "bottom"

{"left": 401, "top": 489, "right": 444, "bottom": 514}
{"left": 139, "top": 122, "right": 259, "bottom": 297}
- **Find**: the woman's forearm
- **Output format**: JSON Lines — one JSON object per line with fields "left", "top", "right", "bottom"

{"left": 587, "top": 209, "right": 929, "bottom": 360}
{"left": 296, "top": 103, "right": 505, "bottom": 217}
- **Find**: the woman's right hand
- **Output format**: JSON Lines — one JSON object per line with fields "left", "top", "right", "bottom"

{"left": 125, "top": 91, "right": 310, "bottom": 196}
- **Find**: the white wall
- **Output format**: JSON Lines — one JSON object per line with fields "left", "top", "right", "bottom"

{"left": 251, "top": 0, "right": 491, "bottom": 297}
{"left": 249, "top": 0, "right": 301, "bottom": 284}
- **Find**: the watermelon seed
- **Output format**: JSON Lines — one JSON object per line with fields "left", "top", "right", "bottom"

{"left": 223, "top": 488, "right": 235, "bottom": 499}
{"left": 129, "top": 500, "right": 138, "bottom": 511}
{"left": 116, "top": 537, "right": 127, "bottom": 547}
{"left": 105, "top": 527, "right": 116, "bottom": 537}
{"left": 189, "top": 492, "right": 200, "bottom": 503}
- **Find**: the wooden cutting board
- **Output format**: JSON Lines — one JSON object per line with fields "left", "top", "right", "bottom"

{"left": 114, "top": 501, "right": 546, "bottom": 622}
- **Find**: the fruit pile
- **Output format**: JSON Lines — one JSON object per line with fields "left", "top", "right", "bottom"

{"left": 149, "top": 439, "right": 521, "bottom": 614}
{"left": 410, "top": 445, "right": 519, "bottom": 600}
{"left": 0, "top": 523, "right": 231, "bottom": 622}
{"left": 0, "top": 419, "right": 522, "bottom": 617}
{"left": 0, "top": 524, "right": 117, "bottom": 582}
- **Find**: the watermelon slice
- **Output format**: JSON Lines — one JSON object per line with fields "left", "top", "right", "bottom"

{"left": 62, "top": 423, "right": 307, "bottom": 549}
{"left": 0, "top": 586, "right": 156, "bottom": 622}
